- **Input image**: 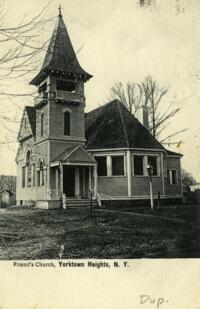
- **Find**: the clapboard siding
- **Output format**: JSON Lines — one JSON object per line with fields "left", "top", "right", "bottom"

{"left": 98, "top": 177, "right": 128, "bottom": 196}
{"left": 49, "top": 101, "right": 85, "bottom": 141}
{"left": 132, "top": 176, "right": 163, "bottom": 196}
{"left": 35, "top": 104, "right": 48, "bottom": 142}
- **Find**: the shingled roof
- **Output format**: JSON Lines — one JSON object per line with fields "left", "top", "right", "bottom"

{"left": 85, "top": 100, "right": 167, "bottom": 151}
{"left": 30, "top": 11, "right": 92, "bottom": 86}
{"left": 25, "top": 106, "right": 36, "bottom": 135}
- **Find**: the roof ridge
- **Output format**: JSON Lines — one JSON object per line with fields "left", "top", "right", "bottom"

{"left": 52, "top": 144, "right": 77, "bottom": 162}
{"left": 116, "top": 101, "right": 129, "bottom": 147}
{"left": 86, "top": 99, "right": 120, "bottom": 115}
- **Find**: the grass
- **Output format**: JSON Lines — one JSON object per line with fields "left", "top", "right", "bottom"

{"left": 0, "top": 205, "right": 199, "bottom": 259}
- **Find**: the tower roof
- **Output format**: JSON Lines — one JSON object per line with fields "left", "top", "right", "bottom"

{"left": 30, "top": 8, "right": 92, "bottom": 85}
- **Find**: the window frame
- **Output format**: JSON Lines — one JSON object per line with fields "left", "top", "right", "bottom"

{"left": 147, "top": 155, "right": 159, "bottom": 176}
{"left": 167, "top": 169, "right": 178, "bottom": 185}
{"left": 41, "top": 113, "right": 44, "bottom": 137}
{"left": 94, "top": 154, "right": 126, "bottom": 177}
{"left": 132, "top": 153, "right": 160, "bottom": 177}
{"left": 133, "top": 154, "right": 145, "bottom": 176}
{"left": 95, "top": 156, "right": 107, "bottom": 177}
{"left": 111, "top": 155, "right": 125, "bottom": 176}
{"left": 64, "top": 110, "right": 71, "bottom": 136}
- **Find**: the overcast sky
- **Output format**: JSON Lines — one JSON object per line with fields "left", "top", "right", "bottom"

{"left": 0, "top": 0, "right": 200, "bottom": 181}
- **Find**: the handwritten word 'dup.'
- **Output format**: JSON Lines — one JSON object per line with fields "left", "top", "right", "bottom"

{"left": 140, "top": 295, "right": 168, "bottom": 309}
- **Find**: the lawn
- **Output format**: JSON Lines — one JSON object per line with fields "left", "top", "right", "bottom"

{"left": 0, "top": 205, "right": 199, "bottom": 259}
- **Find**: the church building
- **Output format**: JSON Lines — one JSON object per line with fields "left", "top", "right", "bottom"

{"left": 16, "top": 9, "right": 183, "bottom": 208}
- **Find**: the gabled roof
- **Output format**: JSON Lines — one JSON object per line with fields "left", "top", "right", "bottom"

{"left": 85, "top": 100, "right": 166, "bottom": 151}
{"left": 52, "top": 145, "right": 96, "bottom": 165}
{"left": 17, "top": 106, "right": 36, "bottom": 141}
{"left": 30, "top": 11, "right": 92, "bottom": 85}
{"left": 0, "top": 190, "right": 15, "bottom": 196}
{"left": 165, "top": 149, "right": 182, "bottom": 157}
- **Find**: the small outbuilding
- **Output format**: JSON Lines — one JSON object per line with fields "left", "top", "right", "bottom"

{"left": 0, "top": 190, "right": 16, "bottom": 207}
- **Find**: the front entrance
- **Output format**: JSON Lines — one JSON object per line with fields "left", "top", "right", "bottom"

{"left": 63, "top": 166, "right": 75, "bottom": 197}
{"left": 62, "top": 166, "right": 91, "bottom": 198}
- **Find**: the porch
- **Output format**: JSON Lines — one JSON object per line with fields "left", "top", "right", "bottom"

{"left": 49, "top": 145, "right": 97, "bottom": 206}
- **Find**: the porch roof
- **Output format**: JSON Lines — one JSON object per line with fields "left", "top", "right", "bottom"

{"left": 51, "top": 145, "right": 96, "bottom": 166}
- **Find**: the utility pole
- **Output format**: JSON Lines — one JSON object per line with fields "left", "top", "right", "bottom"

{"left": 147, "top": 165, "right": 154, "bottom": 210}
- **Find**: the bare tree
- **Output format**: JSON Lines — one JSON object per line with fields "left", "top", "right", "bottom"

{"left": 110, "top": 82, "right": 142, "bottom": 114}
{"left": 139, "top": 0, "right": 155, "bottom": 8}
{"left": 109, "top": 75, "right": 186, "bottom": 144}
{"left": 0, "top": 3, "right": 54, "bottom": 145}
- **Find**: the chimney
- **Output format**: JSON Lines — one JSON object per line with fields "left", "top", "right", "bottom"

{"left": 136, "top": 106, "right": 149, "bottom": 130}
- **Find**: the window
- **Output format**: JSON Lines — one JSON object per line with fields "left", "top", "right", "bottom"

{"left": 57, "top": 80, "right": 75, "bottom": 92}
{"left": 167, "top": 169, "right": 177, "bottom": 185}
{"left": 148, "top": 156, "right": 158, "bottom": 176}
{"left": 37, "top": 170, "right": 40, "bottom": 187}
{"left": 64, "top": 111, "right": 70, "bottom": 135}
{"left": 134, "top": 155, "right": 144, "bottom": 175}
{"left": 41, "top": 113, "right": 44, "bottom": 137}
{"left": 26, "top": 150, "right": 32, "bottom": 187}
{"left": 39, "top": 160, "right": 45, "bottom": 186}
{"left": 96, "top": 157, "right": 107, "bottom": 176}
{"left": 112, "top": 156, "right": 124, "bottom": 176}
{"left": 22, "top": 166, "right": 26, "bottom": 188}
{"left": 32, "top": 164, "right": 35, "bottom": 187}
{"left": 37, "top": 160, "right": 45, "bottom": 186}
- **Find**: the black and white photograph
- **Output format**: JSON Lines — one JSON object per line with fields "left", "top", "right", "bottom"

{"left": 0, "top": 1, "right": 200, "bottom": 307}
{"left": 0, "top": 0, "right": 199, "bottom": 261}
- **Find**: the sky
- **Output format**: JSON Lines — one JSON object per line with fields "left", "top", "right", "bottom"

{"left": 0, "top": 0, "right": 200, "bottom": 181}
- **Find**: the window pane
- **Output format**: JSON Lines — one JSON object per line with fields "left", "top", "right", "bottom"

{"left": 167, "top": 170, "right": 170, "bottom": 184}
{"left": 22, "top": 167, "right": 25, "bottom": 188}
{"left": 57, "top": 80, "right": 75, "bottom": 92}
{"left": 112, "top": 156, "right": 124, "bottom": 176}
{"left": 64, "top": 111, "right": 70, "bottom": 135}
{"left": 27, "top": 166, "right": 32, "bottom": 187}
{"left": 96, "top": 157, "right": 107, "bottom": 176}
{"left": 41, "top": 114, "right": 44, "bottom": 137}
{"left": 172, "top": 170, "right": 177, "bottom": 184}
{"left": 32, "top": 164, "right": 35, "bottom": 187}
{"left": 148, "top": 156, "right": 158, "bottom": 175}
{"left": 134, "top": 156, "right": 144, "bottom": 175}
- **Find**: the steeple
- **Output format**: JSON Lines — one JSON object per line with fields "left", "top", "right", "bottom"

{"left": 30, "top": 8, "right": 92, "bottom": 86}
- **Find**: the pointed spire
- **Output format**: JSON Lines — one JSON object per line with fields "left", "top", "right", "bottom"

{"left": 58, "top": 5, "right": 62, "bottom": 17}
{"left": 30, "top": 9, "right": 92, "bottom": 86}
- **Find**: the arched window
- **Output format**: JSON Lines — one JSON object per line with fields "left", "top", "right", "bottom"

{"left": 64, "top": 111, "right": 71, "bottom": 135}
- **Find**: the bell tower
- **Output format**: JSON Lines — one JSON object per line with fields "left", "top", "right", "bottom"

{"left": 30, "top": 7, "right": 92, "bottom": 145}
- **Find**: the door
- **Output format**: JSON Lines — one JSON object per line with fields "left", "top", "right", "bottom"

{"left": 63, "top": 166, "right": 75, "bottom": 197}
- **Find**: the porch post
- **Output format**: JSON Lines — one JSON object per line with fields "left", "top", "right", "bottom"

{"left": 60, "top": 164, "right": 63, "bottom": 194}
{"left": 94, "top": 165, "right": 97, "bottom": 199}
{"left": 89, "top": 166, "right": 92, "bottom": 191}
{"left": 107, "top": 156, "right": 112, "bottom": 176}
{"left": 55, "top": 168, "right": 59, "bottom": 192}
{"left": 127, "top": 150, "right": 132, "bottom": 197}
